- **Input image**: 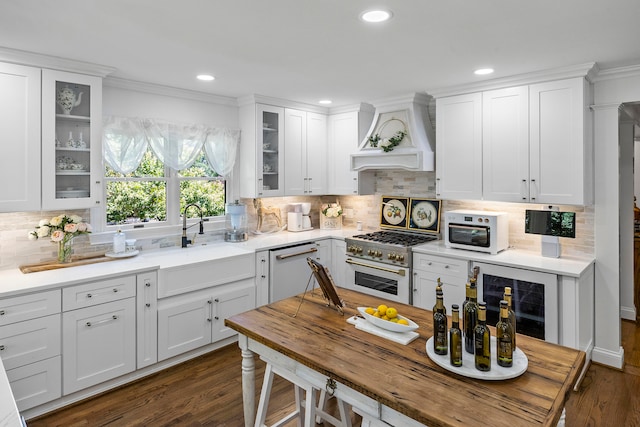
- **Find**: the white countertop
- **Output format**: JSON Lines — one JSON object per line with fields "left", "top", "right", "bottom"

{"left": 413, "top": 241, "right": 594, "bottom": 277}
{"left": 0, "top": 228, "right": 356, "bottom": 298}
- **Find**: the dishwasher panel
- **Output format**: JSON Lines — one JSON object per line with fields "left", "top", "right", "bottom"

{"left": 269, "top": 242, "right": 318, "bottom": 303}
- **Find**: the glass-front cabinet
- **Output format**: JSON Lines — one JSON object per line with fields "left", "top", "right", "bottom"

{"left": 41, "top": 69, "right": 102, "bottom": 210}
{"left": 257, "top": 104, "right": 284, "bottom": 196}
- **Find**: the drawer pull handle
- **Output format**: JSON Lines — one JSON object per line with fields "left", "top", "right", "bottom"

{"left": 427, "top": 262, "right": 432, "bottom": 266}
{"left": 0, "top": 345, "right": 5, "bottom": 351}
{"left": 86, "top": 315, "right": 118, "bottom": 327}
{"left": 214, "top": 316, "right": 219, "bottom": 320}
{"left": 113, "top": 288, "right": 118, "bottom": 293}
{"left": 0, "top": 310, "right": 5, "bottom": 316}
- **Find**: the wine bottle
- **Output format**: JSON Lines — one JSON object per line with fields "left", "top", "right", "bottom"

{"left": 496, "top": 300, "right": 514, "bottom": 367}
{"left": 449, "top": 304, "right": 463, "bottom": 367}
{"left": 463, "top": 278, "right": 478, "bottom": 354}
{"left": 504, "top": 287, "right": 517, "bottom": 350}
{"left": 432, "top": 278, "right": 446, "bottom": 317}
{"left": 433, "top": 292, "right": 448, "bottom": 355}
{"left": 474, "top": 302, "right": 491, "bottom": 372}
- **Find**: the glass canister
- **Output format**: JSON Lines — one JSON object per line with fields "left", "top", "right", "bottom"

{"left": 225, "top": 200, "right": 248, "bottom": 242}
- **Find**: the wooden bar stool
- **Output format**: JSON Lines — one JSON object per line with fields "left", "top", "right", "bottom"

{"left": 255, "top": 359, "right": 352, "bottom": 427}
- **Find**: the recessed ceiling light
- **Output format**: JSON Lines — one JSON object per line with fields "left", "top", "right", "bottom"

{"left": 474, "top": 68, "right": 494, "bottom": 76}
{"left": 196, "top": 74, "right": 215, "bottom": 81}
{"left": 319, "top": 100, "right": 332, "bottom": 105}
{"left": 360, "top": 9, "right": 392, "bottom": 23}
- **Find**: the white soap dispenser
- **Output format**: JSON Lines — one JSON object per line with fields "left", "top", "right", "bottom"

{"left": 113, "top": 229, "right": 126, "bottom": 254}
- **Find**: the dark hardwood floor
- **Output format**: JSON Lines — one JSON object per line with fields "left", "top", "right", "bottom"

{"left": 28, "top": 321, "right": 640, "bottom": 427}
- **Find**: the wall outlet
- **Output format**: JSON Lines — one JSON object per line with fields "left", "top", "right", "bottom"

{"left": 343, "top": 208, "right": 354, "bottom": 218}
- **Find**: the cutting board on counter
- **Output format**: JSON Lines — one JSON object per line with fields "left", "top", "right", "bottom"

{"left": 19, "top": 252, "right": 115, "bottom": 274}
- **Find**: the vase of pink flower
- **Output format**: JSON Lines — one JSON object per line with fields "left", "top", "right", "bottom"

{"left": 29, "top": 214, "right": 92, "bottom": 263}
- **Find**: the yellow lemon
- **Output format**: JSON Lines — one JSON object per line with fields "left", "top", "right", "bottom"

{"left": 381, "top": 315, "right": 389, "bottom": 321}
{"left": 386, "top": 307, "right": 398, "bottom": 319}
{"left": 389, "top": 317, "right": 399, "bottom": 323}
{"left": 377, "top": 304, "right": 388, "bottom": 316}
{"left": 365, "top": 307, "right": 375, "bottom": 315}
{"left": 397, "top": 319, "right": 409, "bottom": 326}
{"left": 373, "top": 311, "right": 381, "bottom": 318}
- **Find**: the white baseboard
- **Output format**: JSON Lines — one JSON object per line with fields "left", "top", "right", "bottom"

{"left": 591, "top": 345, "right": 625, "bottom": 369}
{"left": 621, "top": 305, "right": 636, "bottom": 321}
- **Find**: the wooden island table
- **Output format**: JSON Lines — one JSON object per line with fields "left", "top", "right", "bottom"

{"left": 225, "top": 288, "right": 585, "bottom": 427}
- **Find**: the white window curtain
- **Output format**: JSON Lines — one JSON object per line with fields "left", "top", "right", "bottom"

{"left": 102, "top": 116, "right": 240, "bottom": 176}
{"left": 102, "top": 116, "right": 148, "bottom": 174}
{"left": 203, "top": 128, "right": 240, "bottom": 176}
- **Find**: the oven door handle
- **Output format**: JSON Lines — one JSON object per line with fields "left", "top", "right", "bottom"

{"left": 275, "top": 247, "right": 318, "bottom": 260}
{"left": 345, "top": 258, "right": 406, "bottom": 277}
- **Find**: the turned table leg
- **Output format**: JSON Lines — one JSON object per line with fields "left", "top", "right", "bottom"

{"left": 238, "top": 335, "right": 256, "bottom": 427}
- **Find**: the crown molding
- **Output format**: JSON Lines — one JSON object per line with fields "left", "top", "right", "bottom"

{"left": 590, "top": 63, "right": 640, "bottom": 83}
{"left": 236, "top": 94, "right": 329, "bottom": 114}
{"left": 104, "top": 77, "right": 238, "bottom": 106}
{"left": 0, "top": 46, "right": 115, "bottom": 77}
{"left": 427, "top": 62, "right": 597, "bottom": 98}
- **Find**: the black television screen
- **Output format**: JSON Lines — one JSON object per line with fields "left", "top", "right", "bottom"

{"left": 525, "top": 210, "right": 576, "bottom": 238}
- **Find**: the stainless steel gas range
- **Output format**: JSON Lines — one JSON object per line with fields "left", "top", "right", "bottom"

{"left": 344, "top": 230, "right": 438, "bottom": 304}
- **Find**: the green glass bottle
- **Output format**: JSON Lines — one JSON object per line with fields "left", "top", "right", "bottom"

{"left": 496, "top": 300, "right": 514, "bottom": 367}
{"left": 449, "top": 304, "right": 463, "bottom": 367}
{"left": 474, "top": 302, "right": 491, "bottom": 372}
{"left": 463, "top": 278, "right": 478, "bottom": 354}
{"left": 433, "top": 278, "right": 446, "bottom": 317}
{"left": 504, "top": 287, "right": 517, "bottom": 350}
{"left": 433, "top": 292, "right": 448, "bottom": 355}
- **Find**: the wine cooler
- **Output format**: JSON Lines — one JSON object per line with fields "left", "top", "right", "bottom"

{"left": 473, "top": 262, "right": 558, "bottom": 343}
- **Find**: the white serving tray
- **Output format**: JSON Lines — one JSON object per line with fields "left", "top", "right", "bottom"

{"left": 425, "top": 336, "right": 528, "bottom": 380}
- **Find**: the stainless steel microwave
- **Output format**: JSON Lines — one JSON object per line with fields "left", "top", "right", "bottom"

{"left": 444, "top": 210, "right": 509, "bottom": 254}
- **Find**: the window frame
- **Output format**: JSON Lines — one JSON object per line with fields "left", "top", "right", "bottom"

{"left": 94, "top": 151, "right": 230, "bottom": 237}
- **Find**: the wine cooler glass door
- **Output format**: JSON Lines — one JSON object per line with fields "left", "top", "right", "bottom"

{"left": 474, "top": 262, "right": 558, "bottom": 343}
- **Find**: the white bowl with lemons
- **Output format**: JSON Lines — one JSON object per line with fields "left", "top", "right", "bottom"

{"left": 357, "top": 306, "right": 419, "bottom": 333}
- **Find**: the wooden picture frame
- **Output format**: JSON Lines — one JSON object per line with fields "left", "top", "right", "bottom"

{"left": 408, "top": 198, "right": 442, "bottom": 233}
{"left": 380, "top": 196, "right": 409, "bottom": 229}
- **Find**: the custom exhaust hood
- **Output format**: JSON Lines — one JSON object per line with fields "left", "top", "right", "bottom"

{"left": 350, "top": 93, "right": 435, "bottom": 172}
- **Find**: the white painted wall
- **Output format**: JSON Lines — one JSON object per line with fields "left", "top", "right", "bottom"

{"left": 619, "top": 114, "right": 635, "bottom": 321}
{"left": 592, "top": 67, "right": 640, "bottom": 368}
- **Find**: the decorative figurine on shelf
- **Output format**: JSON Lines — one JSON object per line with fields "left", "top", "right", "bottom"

{"left": 56, "top": 85, "right": 83, "bottom": 115}
{"left": 77, "top": 132, "right": 86, "bottom": 149}
{"left": 67, "top": 131, "right": 75, "bottom": 148}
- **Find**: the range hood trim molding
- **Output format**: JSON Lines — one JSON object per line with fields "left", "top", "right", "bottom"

{"left": 351, "top": 93, "right": 435, "bottom": 172}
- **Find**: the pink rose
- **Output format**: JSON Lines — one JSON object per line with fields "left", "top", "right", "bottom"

{"left": 50, "top": 230, "right": 65, "bottom": 242}
{"left": 64, "top": 223, "right": 78, "bottom": 233}
{"left": 77, "top": 223, "right": 87, "bottom": 232}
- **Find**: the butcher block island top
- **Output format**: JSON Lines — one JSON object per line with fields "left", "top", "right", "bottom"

{"left": 225, "top": 288, "right": 585, "bottom": 427}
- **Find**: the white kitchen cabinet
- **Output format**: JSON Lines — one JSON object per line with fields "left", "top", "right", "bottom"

{"left": 157, "top": 278, "right": 255, "bottom": 361}
{"left": 327, "top": 108, "right": 376, "bottom": 195}
{"left": 315, "top": 239, "right": 331, "bottom": 265}
{"left": 412, "top": 253, "right": 469, "bottom": 311}
{"left": 435, "top": 93, "right": 483, "bottom": 201}
{"left": 256, "top": 250, "right": 270, "bottom": 307}
{"left": 41, "top": 69, "right": 103, "bottom": 210}
{"left": 482, "top": 86, "right": 530, "bottom": 202}
{"left": 0, "top": 290, "right": 61, "bottom": 411}
{"left": 136, "top": 271, "right": 157, "bottom": 369}
{"left": 0, "top": 62, "right": 41, "bottom": 212}
{"left": 239, "top": 103, "right": 285, "bottom": 197}
{"left": 283, "top": 109, "right": 327, "bottom": 195}
{"left": 62, "top": 276, "right": 136, "bottom": 394}
{"left": 529, "top": 78, "right": 591, "bottom": 205}
{"left": 437, "top": 77, "right": 592, "bottom": 205}
{"left": 330, "top": 239, "right": 348, "bottom": 288}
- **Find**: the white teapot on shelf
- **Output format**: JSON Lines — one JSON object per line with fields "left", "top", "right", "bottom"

{"left": 56, "top": 85, "right": 83, "bottom": 115}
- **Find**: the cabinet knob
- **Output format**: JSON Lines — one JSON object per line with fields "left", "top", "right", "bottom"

{"left": 208, "top": 300, "right": 212, "bottom": 304}
{"left": 207, "top": 318, "right": 212, "bottom": 322}
{"left": 87, "top": 293, "right": 92, "bottom": 298}
{"left": 261, "top": 275, "right": 266, "bottom": 279}
{"left": 0, "top": 345, "right": 5, "bottom": 351}
{"left": 214, "top": 298, "right": 219, "bottom": 303}
{"left": 95, "top": 181, "right": 101, "bottom": 184}
{"left": 146, "top": 303, "right": 151, "bottom": 307}
{"left": 214, "top": 316, "right": 219, "bottom": 320}
{"left": 95, "top": 201, "right": 101, "bottom": 204}
{"left": 145, "top": 281, "right": 151, "bottom": 287}
{"left": 113, "top": 288, "right": 118, "bottom": 293}
{"left": 444, "top": 265, "right": 449, "bottom": 268}
{"left": 0, "top": 310, "right": 5, "bottom": 316}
